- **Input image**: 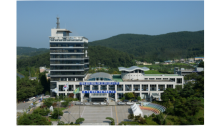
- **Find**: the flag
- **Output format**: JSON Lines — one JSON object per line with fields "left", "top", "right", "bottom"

{"left": 63, "top": 83, "right": 69, "bottom": 90}
{"left": 73, "top": 87, "right": 80, "bottom": 94}
{"left": 51, "top": 88, "right": 58, "bottom": 93}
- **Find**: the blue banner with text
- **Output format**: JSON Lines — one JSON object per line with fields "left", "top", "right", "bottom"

{"left": 79, "top": 82, "right": 119, "bottom": 85}
{"left": 82, "top": 90, "right": 116, "bottom": 93}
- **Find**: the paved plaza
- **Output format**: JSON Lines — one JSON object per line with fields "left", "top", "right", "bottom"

{"left": 59, "top": 105, "right": 155, "bottom": 125}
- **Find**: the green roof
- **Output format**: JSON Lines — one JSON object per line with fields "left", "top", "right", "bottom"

{"left": 113, "top": 75, "right": 123, "bottom": 82}
{"left": 143, "top": 74, "right": 179, "bottom": 76}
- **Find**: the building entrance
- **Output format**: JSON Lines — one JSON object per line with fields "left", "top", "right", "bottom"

{"left": 90, "top": 98, "right": 106, "bottom": 102}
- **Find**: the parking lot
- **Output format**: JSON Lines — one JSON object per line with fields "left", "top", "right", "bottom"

{"left": 59, "top": 105, "right": 154, "bottom": 124}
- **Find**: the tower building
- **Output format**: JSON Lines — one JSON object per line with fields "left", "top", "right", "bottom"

{"left": 49, "top": 17, "right": 89, "bottom": 95}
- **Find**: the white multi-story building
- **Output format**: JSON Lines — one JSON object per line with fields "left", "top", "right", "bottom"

{"left": 53, "top": 66, "right": 184, "bottom": 102}
{"left": 50, "top": 18, "right": 184, "bottom": 102}
{"left": 49, "top": 17, "right": 89, "bottom": 95}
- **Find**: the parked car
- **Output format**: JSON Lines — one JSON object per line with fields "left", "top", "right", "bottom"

{"left": 117, "top": 102, "right": 125, "bottom": 105}
{"left": 85, "top": 102, "right": 91, "bottom": 105}
{"left": 132, "top": 99, "right": 138, "bottom": 102}
{"left": 75, "top": 102, "right": 83, "bottom": 105}
{"left": 127, "top": 102, "right": 134, "bottom": 105}
{"left": 93, "top": 102, "right": 100, "bottom": 105}
{"left": 101, "top": 102, "right": 107, "bottom": 105}
{"left": 123, "top": 99, "right": 129, "bottom": 102}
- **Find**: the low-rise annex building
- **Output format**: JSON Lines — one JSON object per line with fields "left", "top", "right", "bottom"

{"left": 52, "top": 66, "right": 184, "bottom": 102}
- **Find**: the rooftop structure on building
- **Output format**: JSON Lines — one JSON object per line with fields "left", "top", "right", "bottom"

{"left": 49, "top": 17, "right": 89, "bottom": 90}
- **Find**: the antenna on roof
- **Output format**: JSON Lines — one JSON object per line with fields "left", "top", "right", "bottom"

{"left": 56, "top": 16, "right": 60, "bottom": 29}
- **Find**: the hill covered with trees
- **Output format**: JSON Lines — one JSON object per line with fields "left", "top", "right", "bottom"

{"left": 17, "top": 46, "right": 135, "bottom": 76}
{"left": 17, "top": 47, "right": 49, "bottom": 58}
{"left": 89, "top": 30, "right": 204, "bottom": 62}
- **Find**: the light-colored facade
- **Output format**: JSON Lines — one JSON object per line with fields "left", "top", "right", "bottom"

{"left": 49, "top": 17, "right": 89, "bottom": 92}
{"left": 54, "top": 67, "right": 184, "bottom": 102}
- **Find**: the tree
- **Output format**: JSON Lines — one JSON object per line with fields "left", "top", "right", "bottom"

{"left": 174, "top": 97, "right": 202, "bottom": 117}
{"left": 180, "top": 83, "right": 195, "bottom": 98}
{"left": 51, "top": 108, "right": 63, "bottom": 119}
{"left": 137, "top": 96, "right": 141, "bottom": 101}
{"left": 106, "top": 117, "right": 115, "bottom": 125}
{"left": 124, "top": 93, "right": 134, "bottom": 99}
{"left": 198, "top": 61, "right": 204, "bottom": 68}
{"left": 155, "top": 112, "right": 164, "bottom": 125}
{"left": 161, "top": 88, "right": 180, "bottom": 108}
{"left": 138, "top": 117, "right": 146, "bottom": 124}
{"left": 32, "top": 107, "right": 50, "bottom": 116}
{"left": 128, "top": 114, "right": 134, "bottom": 119}
{"left": 17, "top": 112, "right": 51, "bottom": 125}
{"left": 43, "top": 98, "right": 54, "bottom": 108}
{"left": 45, "top": 91, "right": 50, "bottom": 95}
{"left": 75, "top": 118, "right": 85, "bottom": 124}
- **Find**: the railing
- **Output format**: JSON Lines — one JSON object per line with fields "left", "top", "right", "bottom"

{"left": 49, "top": 36, "right": 88, "bottom": 41}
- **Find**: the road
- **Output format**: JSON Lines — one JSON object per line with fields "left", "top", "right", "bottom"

{"left": 17, "top": 95, "right": 43, "bottom": 112}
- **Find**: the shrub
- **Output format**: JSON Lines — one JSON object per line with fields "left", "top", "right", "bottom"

{"left": 57, "top": 121, "right": 65, "bottom": 125}
{"left": 134, "top": 115, "right": 141, "bottom": 122}
{"left": 43, "top": 98, "right": 54, "bottom": 108}
{"left": 61, "top": 100, "right": 70, "bottom": 107}
{"left": 151, "top": 113, "right": 156, "bottom": 117}
{"left": 128, "top": 114, "right": 134, "bottom": 119}
{"left": 75, "top": 118, "right": 85, "bottom": 124}
{"left": 32, "top": 107, "right": 50, "bottom": 116}
{"left": 51, "top": 108, "right": 63, "bottom": 119}
{"left": 144, "top": 115, "right": 148, "bottom": 119}
{"left": 198, "top": 117, "right": 204, "bottom": 125}
{"left": 138, "top": 117, "right": 146, "bottom": 124}
{"left": 106, "top": 117, "right": 115, "bottom": 125}
{"left": 17, "top": 112, "right": 51, "bottom": 125}
{"left": 52, "top": 102, "right": 57, "bottom": 107}
{"left": 137, "top": 96, "right": 141, "bottom": 101}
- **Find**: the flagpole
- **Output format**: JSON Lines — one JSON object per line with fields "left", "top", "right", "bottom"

{"left": 68, "top": 81, "right": 70, "bottom": 124}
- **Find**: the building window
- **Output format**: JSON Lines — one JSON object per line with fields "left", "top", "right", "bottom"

{"left": 144, "top": 78, "right": 148, "bottom": 80}
{"left": 100, "top": 85, "right": 107, "bottom": 90}
{"left": 59, "top": 85, "right": 64, "bottom": 91}
{"left": 142, "top": 85, "right": 148, "bottom": 91}
{"left": 167, "top": 84, "right": 173, "bottom": 89}
{"left": 156, "top": 78, "right": 161, "bottom": 80}
{"left": 170, "top": 78, "right": 175, "bottom": 82}
{"left": 117, "top": 85, "right": 123, "bottom": 91}
{"left": 109, "top": 85, "right": 115, "bottom": 90}
{"left": 163, "top": 78, "right": 168, "bottom": 80}
{"left": 149, "top": 78, "right": 155, "bottom": 80}
{"left": 125, "top": 85, "right": 132, "bottom": 91}
{"left": 84, "top": 85, "right": 90, "bottom": 90}
{"left": 158, "top": 84, "right": 165, "bottom": 91}
{"left": 177, "top": 78, "right": 182, "bottom": 83}
{"left": 69, "top": 85, "right": 74, "bottom": 91}
{"left": 133, "top": 85, "right": 140, "bottom": 91}
{"left": 150, "top": 85, "right": 156, "bottom": 91}
{"left": 92, "top": 85, "right": 98, "bottom": 90}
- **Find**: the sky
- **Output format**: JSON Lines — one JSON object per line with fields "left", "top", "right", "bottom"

{"left": 17, "top": 1, "right": 204, "bottom": 48}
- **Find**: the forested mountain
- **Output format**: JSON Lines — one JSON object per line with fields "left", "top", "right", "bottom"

{"left": 17, "top": 47, "right": 49, "bottom": 57}
{"left": 89, "top": 46, "right": 135, "bottom": 68}
{"left": 17, "top": 46, "right": 135, "bottom": 76}
{"left": 89, "top": 30, "right": 204, "bottom": 62}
